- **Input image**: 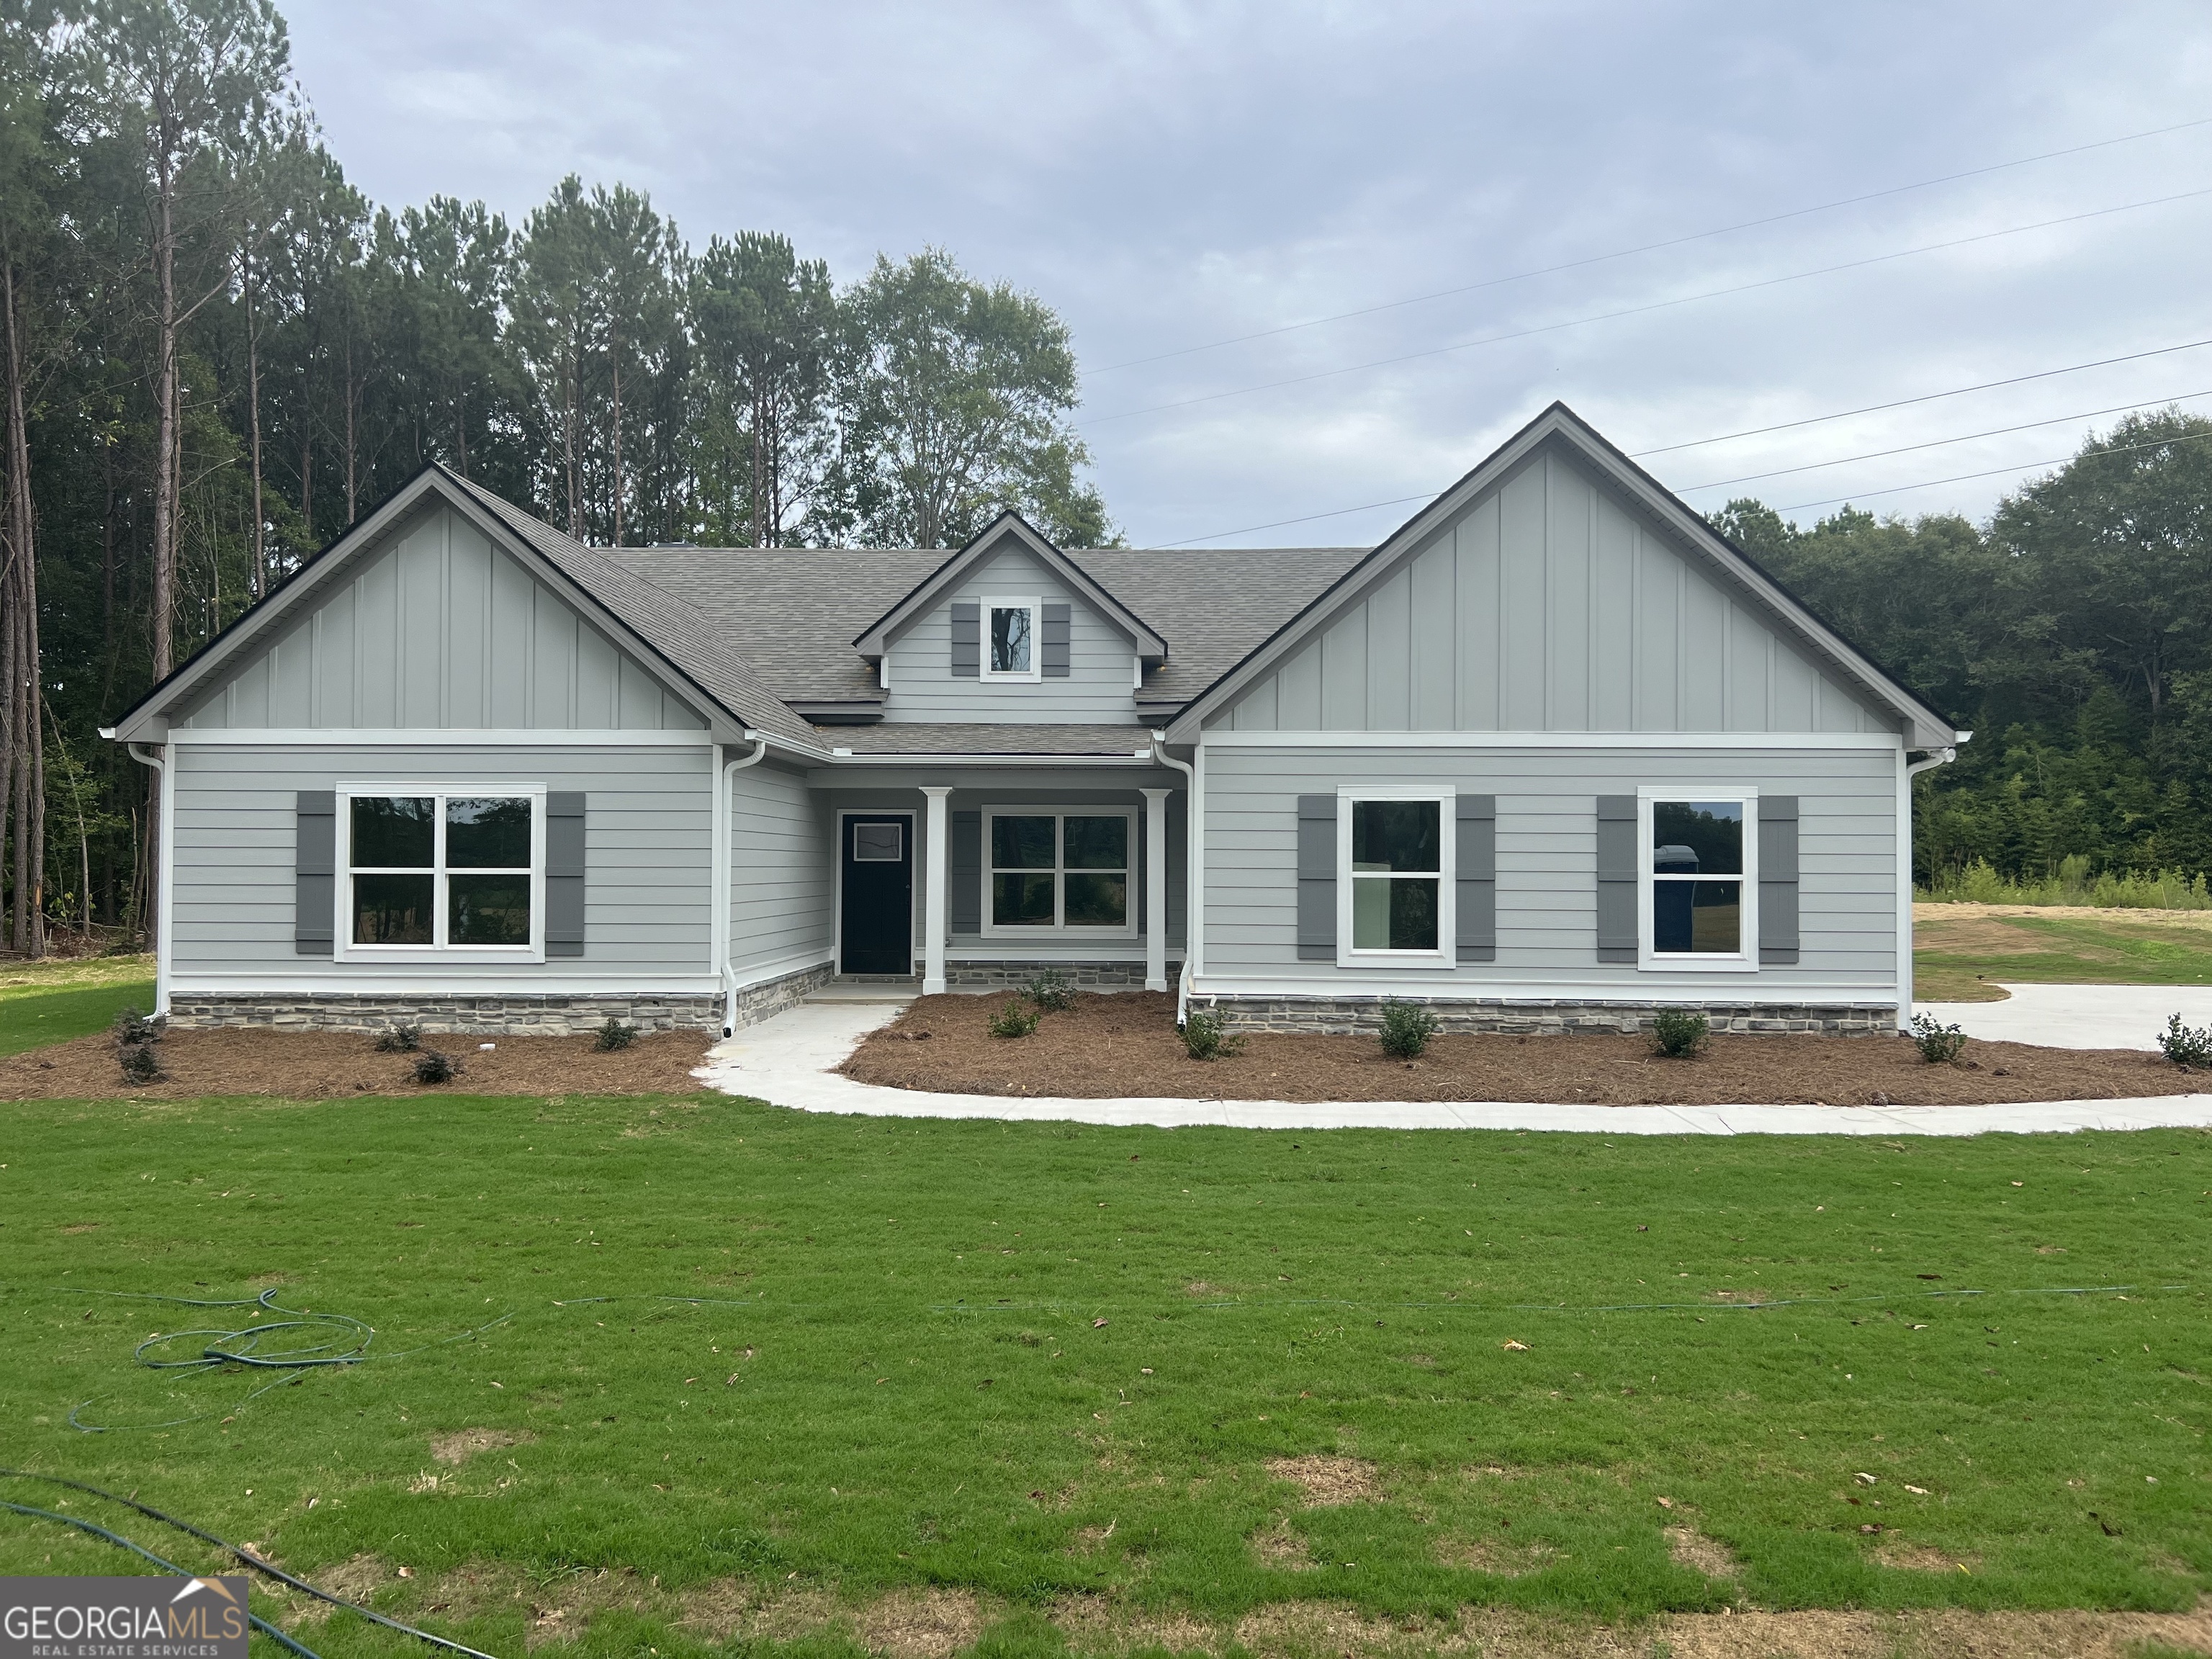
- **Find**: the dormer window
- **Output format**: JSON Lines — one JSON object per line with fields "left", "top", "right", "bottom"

{"left": 982, "top": 596, "right": 1041, "bottom": 682}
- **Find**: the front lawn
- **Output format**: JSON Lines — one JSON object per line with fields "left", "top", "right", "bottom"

{"left": 1, "top": 1089, "right": 2207, "bottom": 1655}
{"left": 1916, "top": 904, "right": 2212, "bottom": 1003}
{"left": 0, "top": 951, "right": 157, "bottom": 1057}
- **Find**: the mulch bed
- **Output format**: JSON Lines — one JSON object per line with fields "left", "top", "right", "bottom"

{"left": 841, "top": 992, "right": 2209, "bottom": 1107}
{"left": 0, "top": 1028, "right": 711, "bottom": 1101}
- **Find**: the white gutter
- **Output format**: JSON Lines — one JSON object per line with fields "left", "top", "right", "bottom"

{"left": 125, "top": 742, "right": 172, "bottom": 1019}
{"left": 1897, "top": 731, "right": 1970, "bottom": 1031}
{"left": 822, "top": 748, "right": 1160, "bottom": 766}
{"left": 1150, "top": 732, "right": 1197, "bottom": 1026}
{"left": 717, "top": 737, "right": 770, "bottom": 1035}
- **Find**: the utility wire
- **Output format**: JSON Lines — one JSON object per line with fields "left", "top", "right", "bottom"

{"left": 1772, "top": 424, "right": 2212, "bottom": 513}
{"left": 1673, "top": 389, "right": 2212, "bottom": 493}
{"left": 1084, "top": 185, "right": 2212, "bottom": 426}
{"left": 1159, "top": 333, "right": 2212, "bottom": 545}
{"left": 1087, "top": 114, "right": 2212, "bottom": 375}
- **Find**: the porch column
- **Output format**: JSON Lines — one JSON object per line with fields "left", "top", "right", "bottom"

{"left": 922, "top": 786, "right": 951, "bottom": 994}
{"left": 1142, "top": 787, "right": 1170, "bottom": 992}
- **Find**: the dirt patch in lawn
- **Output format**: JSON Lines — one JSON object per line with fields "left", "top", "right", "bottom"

{"left": 428, "top": 1426, "right": 536, "bottom": 1465}
{"left": 842, "top": 992, "right": 2206, "bottom": 1107}
{"left": 1267, "top": 1455, "right": 1382, "bottom": 1506}
{"left": 1663, "top": 1524, "right": 1740, "bottom": 1580}
{"left": 0, "top": 1026, "right": 711, "bottom": 1100}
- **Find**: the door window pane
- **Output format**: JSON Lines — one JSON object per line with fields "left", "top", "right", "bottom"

{"left": 1064, "top": 873, "right": 1127, "bottom": 927}
{"left": 990, "top": 606, "right": 1033, "bottom": 673}
{"left": 993, "top": 871, "right": 1056, "bottom": 926}
{"left": 354, "top": 873, "right": 433, "bottom": 943}
{"left": 853, "top": 822, "right": 903, "bottom": 862}
{"left": 992, "top": 815, "right": 1055, "bottom": 869}
{"left": 449, "top": 874, "right": 532, "bottom": 945}
{"left": 351, "top": 796, "right": 433, "bottom": 866}
{"left": 446, "top": 796, "right": 531, "bottom": 868}
{"left": 1351, "top": 800, "right": 1439, "bottom": 873}
{"left": 1064, "top": 816, "right": 1128, "bottom": 868}
{"left": 1652, "top": 801, "right": 1742, "bottom": 874}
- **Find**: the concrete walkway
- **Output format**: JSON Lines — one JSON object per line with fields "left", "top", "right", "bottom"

{"left": 695, "top": 997, "right": 2212, "bottom": 1137}
{"left": 1915, "top": 982, "right": 2212, "bottom": 1051}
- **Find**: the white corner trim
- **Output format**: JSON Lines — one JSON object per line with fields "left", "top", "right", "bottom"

{"left": 1199, "top": 729, "right": 1904, "bottom": 750}
{"left": 167, "top": 727, "right": 714, "bottom": 747}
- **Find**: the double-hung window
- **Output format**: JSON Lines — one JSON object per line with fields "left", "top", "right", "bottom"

{"left": 984, "top": 810, "right": 1134, "bottom": 933}
{"left": 340, "top": 786, "right": 544, "bottom": 959}
{"left": 1338, "top": 786, "right": 1455, "bottom": 965}
{"left": 1640, "top": 791, "right": 1756, "bottom": 968}
{"left": 981, "top": 595, "right": 1040, "bottom": 682}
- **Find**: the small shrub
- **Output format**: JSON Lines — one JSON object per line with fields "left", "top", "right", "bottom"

{"left": 2157, "top": 1012, "right": 2212, "bottom": 1069}
{"left": 411, "top": 1048, "right": 458, "bottom": 1084}
{"left": 373, "top": 1022, "right": 422, "bottom": 1053}
{"left": 987, "top": 1001, "right": 1040, "bottom": 1040}
{"left": 1024, "top": 968, "right": 1076, "bottom": 1012}
{"left": 1910, "top": 1012, "right": 1969, "bottom": 1065}
{"left": 1180, "top": 1010, "right": 1244, "bottom": 1061}
{"left": 1377, "top": 999, "right": 1438, "bottom": 1060}
{"left": 111, "top": 1004, "right": 156, "bottom": 1046}
{"left": 117, "top": 1042, "right": 163, "bottom": 1085}
{"left": 594, "top": 1017, "right": 640, "bottom": 1052}
{"left": 1651, "top": 1009, "right": 1710, "bottom": 1058}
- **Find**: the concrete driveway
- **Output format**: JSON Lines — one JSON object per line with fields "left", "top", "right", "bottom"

{"left": 1914, "top": 983, "right": 2212, "bottom": 1051}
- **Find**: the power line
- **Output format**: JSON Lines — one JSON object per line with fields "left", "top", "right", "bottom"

{"left": 1087, "top": 114, "right": 2212, "bottom": 377}
{"left": 1673, "top": 390, "right": 2212, "bottom": 493}
{"left": 1082, "top": 186, "right": 2212, "bottom": 426}
{"left": 1772, "top": 426, "right": 2212, "bottom": 514}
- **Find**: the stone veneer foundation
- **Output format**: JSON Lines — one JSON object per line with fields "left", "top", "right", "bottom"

{"left": 166, "top": 961, "right": 837, "bottom": 1037}
{"left": 943, "top": 959, "right": 1182, "bottom": 990}
{"left": 1200, "top": 995, "right": 1900, "bottom": 1037}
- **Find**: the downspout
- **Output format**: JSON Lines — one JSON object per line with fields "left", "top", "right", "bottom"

{"left": 125, "top": 742, "right": 171, "bottom": 1019}
{"left": 1897, "top": 732, "right": 1970, "bottom": 1031}
{"left": 1151, "top": 733, "right": 1197, "bottom": 1027}
{"left": 718, "top": 735, "right": 770, "bottom": 1037}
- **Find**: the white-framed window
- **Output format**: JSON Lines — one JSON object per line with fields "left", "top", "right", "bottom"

{"left": 336, "top": 784, "right": 546, "bottom": 962}
{"left": 1337, "top": 784, "right": 1455, "bottom": 966}
{"left": 1638, "top": 788, "right": 1758, "bottom": 971}
{"left": 981, "top": 595, "right": 1041, "bottom": 682}
{"left": 982, "top": 809, "right": 1136, "bottom": 935}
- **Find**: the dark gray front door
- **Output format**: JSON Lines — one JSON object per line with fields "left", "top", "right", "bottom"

{"left": 840, "top": 815, "right": 913, "bottom": 974}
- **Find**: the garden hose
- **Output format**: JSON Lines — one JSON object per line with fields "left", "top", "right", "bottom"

{"left": 0, "top": 1468, "right": 500, "bottom": 1659}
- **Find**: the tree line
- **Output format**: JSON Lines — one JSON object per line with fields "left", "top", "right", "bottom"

{"left": 0, "top": 0, "right": 1111, "bottom": 957}
{"left": 1714, "top": 408, "right": 2212, "bottom": 891}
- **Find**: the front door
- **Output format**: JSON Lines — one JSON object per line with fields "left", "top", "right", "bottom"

{"left": 840, "top": 814, "right": 914, "bottom": 974}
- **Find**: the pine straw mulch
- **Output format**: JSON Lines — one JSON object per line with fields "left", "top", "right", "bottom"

{"left": 841, "top": 992, "right": 2209, "bottom": 1107}
{"left": 0, "top": 1026, "right": 712, "bottom": 1100}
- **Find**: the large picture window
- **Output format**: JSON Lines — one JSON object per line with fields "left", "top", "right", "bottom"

{"left": 984, "top": 810, "right": 1133, "bottom": 933}
{"left": 342, "top": 788, "right": 542, "bottom": 956}
{"left": 1641, "top": 792, "right": 1756, "bottom": 968}
{"left": 981, "top": 596, "right": 1041, "bottom": 681}
{"left": 1337, "top": 786, "right": 1455, "bottom": 964}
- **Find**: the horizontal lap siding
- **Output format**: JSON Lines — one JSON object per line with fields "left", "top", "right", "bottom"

{"left": 171, "top": 743, "right": 712, "bottom": 978}
{"left": 884, "top": 543, "right": 1138, "bottom": 724}
{"left": 1202, "top": 742, "right": 1897, "bottom": 990}
{"left": 729, "top": 763, "right": 832, "bottom": 975}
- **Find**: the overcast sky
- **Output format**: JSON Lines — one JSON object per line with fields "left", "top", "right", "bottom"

{"left": 284, "top": 1, "right": 2212, "bottom": 548}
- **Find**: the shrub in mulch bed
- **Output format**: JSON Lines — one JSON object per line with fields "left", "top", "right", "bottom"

{"left": 841, "top": 991, "right": 2210, "bottom": 1107}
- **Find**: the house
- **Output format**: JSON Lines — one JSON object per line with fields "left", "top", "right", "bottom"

{"left": 104, "top": 403, "right": 1964, "bottom": 1039}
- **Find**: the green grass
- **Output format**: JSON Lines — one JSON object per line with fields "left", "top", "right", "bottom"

{"left": 0, "top": 1090, "right": 2207, "bottom": 1658}
{"left": 1915, "top": 909, "right": 2212, "bottom": 1003}
{"left": 0, "top": 953, "right": 156, "bottom": 1058}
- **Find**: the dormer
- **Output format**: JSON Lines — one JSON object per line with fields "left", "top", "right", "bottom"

{"left": 850, "top": 513, "right": 1166, "bottom": 724}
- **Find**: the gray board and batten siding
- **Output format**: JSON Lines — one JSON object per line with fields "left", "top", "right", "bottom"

{"left": 881, "top": 539, "right": 1143, "bottom": 724}
{"left": 174, "top": 503, "right": 707, "bottom": 733}
{"left": 1210, "top": 449, "right": 1894, "bottom": 737}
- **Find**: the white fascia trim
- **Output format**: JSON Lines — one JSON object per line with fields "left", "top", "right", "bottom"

{"left": 1184, "top": 974, "right": 1901, "bottom": 1006}
{"left": 819, "top": 752, "right": 1159, "bottom": 766}
{"left": 1200, "top": 729, "right": 1904, "bottom": 750}
{"left": 169, "top": 974, "right": 727, "bottom": 995}
{"left": 168, "top": 727, "right": 714, "bottom": 747}
{"left": 729, "top": 950, "right": 835, "bottom": 992}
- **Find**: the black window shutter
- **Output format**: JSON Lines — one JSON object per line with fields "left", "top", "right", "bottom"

{"left": 295, "top": 791, "right": 335, "bottom": 956}
{"left": 1596, "top": 795, "right": 1638, "bottom": 963}
{"left": 1041, "top": 603, "right": 1071, "bottom": 676}
{"left": 951, "top": 809, "right": 981, "bottom": 932}
{"left": 1455, "top": 793, "right": 1496, "bottom": 963}
{"left": 1758, "top": 795, "right": 1800, "bottom": 964}
{"left": 545, "top": 792, "right": 586, "bottom": 957}
{"left": 950, "top": 601, "right": 980, "bottom": 676}
{"left": 1296, "top": 794, "right": 1336, "bottom": 960}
